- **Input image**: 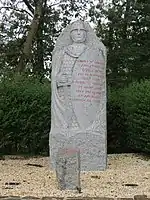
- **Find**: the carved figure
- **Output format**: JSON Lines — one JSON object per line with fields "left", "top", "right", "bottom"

{"left": 50, "top": 20, "right": 107, "bottom": 171}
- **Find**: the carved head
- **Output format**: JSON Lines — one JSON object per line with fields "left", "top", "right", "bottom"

{"left": 70, "top": 20, "right": 87, "bottom": 43}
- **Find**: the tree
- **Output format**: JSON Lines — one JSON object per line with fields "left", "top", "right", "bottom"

{"left": 0, "top": 0, "right": 92, "bottom": 78}
{"left": 90, "top": 0, "right": 150, "bottom": 88}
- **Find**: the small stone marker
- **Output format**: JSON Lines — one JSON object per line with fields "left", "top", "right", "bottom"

{"left": 56, "top": 148, "right": 81, "bottom": 190}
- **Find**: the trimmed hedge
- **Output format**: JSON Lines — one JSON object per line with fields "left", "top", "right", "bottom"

{"left": 0, "top": 75, "right": 150, "bottom": 155}
{"left": 0, "top": 75, "right": 51, "bottom": 155}
{"left": 107, "top": 89, "right": 127, "bottom": 153}
{"left": 121, "top": 80, "right": 150, "bottom": 154}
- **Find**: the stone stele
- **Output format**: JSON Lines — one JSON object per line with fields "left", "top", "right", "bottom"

{"left": 49, "top": 20, "right": 107, "bottom": 171}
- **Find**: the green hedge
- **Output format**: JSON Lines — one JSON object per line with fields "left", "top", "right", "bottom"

{"left": 0, "top": 75, "right": 150, "bottom": 155}
{"left": 0, "top": 75, "right": 51, "bottom": 155}
{"left": 107, "top": 89, "right": 127, "bottom": 153}
{"left": 121, "top": 80, "right": 150, "bottom": 153}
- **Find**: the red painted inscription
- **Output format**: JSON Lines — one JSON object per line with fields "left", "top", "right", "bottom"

{"left": 73, "top": 59, "right": 105, "bottom": 103}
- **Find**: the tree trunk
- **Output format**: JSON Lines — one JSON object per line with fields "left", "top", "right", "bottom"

{"left": 35, "top": 22, "right": 44, "bottom": 74}
{"left": 17, "top": 0, "right": 43, "bottom": 73}
{"left": 123, "top": 0, "right": 130, "bottom": 40}
{"left": 33, "top": 0, "right": 47, "bottom": 75}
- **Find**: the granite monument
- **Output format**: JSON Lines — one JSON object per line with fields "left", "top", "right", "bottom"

{"left": 50, "top": 20, "right": 107, "bottom": 171}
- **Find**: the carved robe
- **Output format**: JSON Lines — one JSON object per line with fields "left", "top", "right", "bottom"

{"left": 50, "top": 44, "right": 106, "bottom": 171}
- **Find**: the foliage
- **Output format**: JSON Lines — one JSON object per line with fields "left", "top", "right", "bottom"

{"left": 107, "top": 88, "right": 127, "bottom": 153}
{"left": 121, "top": 80, "right": 150, "bottom": 153}
{"left": 1, "top": 0, "right": 150, "bottom": 86}
{"left": 0, "top": 76, "right": 150, "bottom": 155}
{"left": 107, "top": 80, "right": 150, "bottom": 154}
{"left": 90, "top": 0, "right": 150, "bottom": 88}
{"left": 0, "top": 75, "right": 51, "bottom": 155}
{"left": 1, "top": 0, "right": 150, "bottom": 155}
{"left": 0, "top": 0, "right": 92, "bottom": 77}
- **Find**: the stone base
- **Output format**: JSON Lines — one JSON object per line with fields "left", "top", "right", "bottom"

{"left": 49, "top": 130, "right": 107, "bottom": 171}
{"left": 56, "top": 148, "right": 81, "bottom": 190}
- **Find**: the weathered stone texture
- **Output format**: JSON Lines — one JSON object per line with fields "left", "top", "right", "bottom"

{"left": 49, "top": 20, "right": 107, "bottom": 172}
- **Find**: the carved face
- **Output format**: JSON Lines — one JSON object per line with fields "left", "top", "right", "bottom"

{"left": 70, "top": 22, "right": 87, "bottom": 43}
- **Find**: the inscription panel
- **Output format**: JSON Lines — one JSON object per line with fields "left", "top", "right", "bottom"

{"left": 73, "top": 59, "right": 105, "bottom": 103}
{"left": 71, "top": 50, "right": 105, "bottom": 129}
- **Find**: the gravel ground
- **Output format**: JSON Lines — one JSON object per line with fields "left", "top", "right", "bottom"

{"left": 0, "top": 154, "right": 150, "bottom": 198}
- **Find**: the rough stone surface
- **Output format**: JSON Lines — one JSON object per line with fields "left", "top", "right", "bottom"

{"left": 134, "top": 196, "right": 148, "bottom": 200}
{"left": 0, "top": 196, "right": 148, "bottom": 200}
{"left": 117, "top": 199, "right": 133, "bottom": 200}
{"left": 49, "top": 20, "right": 107, "bottom": 171}
{"left": 56, "top": 148, "right": 81, "bottom": 190}
{"left": 22, "top": 197, "right": 40, "bottom": 200}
